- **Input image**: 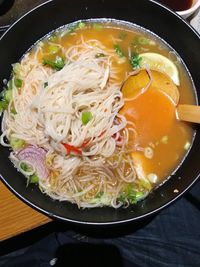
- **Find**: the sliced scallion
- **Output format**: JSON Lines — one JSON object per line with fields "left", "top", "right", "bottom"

{"left": 81, "top": 111, "right": 93, "bottom": 125}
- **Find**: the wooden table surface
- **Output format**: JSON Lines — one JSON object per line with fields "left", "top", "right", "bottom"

{"left": 0, "top": 180, "right": 51, "bottom": 241}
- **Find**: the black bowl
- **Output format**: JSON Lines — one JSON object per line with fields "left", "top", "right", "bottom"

{"left": 0, "top": 0, "right": 200, "bottom": 225}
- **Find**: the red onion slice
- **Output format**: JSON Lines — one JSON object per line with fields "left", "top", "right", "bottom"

{"left": 17, "top": 146, "right": 49, "bottom": 179}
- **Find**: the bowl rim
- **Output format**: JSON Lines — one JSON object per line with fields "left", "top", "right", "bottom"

{"left": 177, "top": 0, "right": 200, "bottom": 15}
{"left": 0, "top": 0, "right": 200, "bottom": 225}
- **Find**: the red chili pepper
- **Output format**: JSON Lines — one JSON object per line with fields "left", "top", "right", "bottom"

{"left": 62, "top": 143, "right": 82, "bottom": 155}
{"left": 80, "top": 138, "right": 92, "bottom": 148}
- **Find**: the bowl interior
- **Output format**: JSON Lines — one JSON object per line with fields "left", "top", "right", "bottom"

{"left": 0, "top": 0, "right": 200, "bottom": 225}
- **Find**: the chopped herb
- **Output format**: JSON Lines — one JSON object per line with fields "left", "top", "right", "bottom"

{"left": 137, "top": 36, "right": 150, "bottom": 45}
{"left": 81, "top": 111, "right": 93, "bottom": 125}
{"left": 43, "top": 56, "right": 65, "bottom": 71}
{"left": 114, "top": 44, "right": 125, "bottom": 58}
{"left": 78, "top": 22, "right": 86, "bottom": 29}
{"left": 20, "top": 162, "right": 31, "bottom": 172}
{"left": 118, "top": 185, "right": 146, "bottom": 205}
{"left": 44, "top": 82, "right": 48, "bottom": 88}
{"left": 11, "top": 107, "right": 17, "bottom": 115}
{"left": 48, "top": 45, "right": 59, "bottom": 54}
{"left": 129, "top": 53, "right": 142, "bottom": 69}
{"left": 4, "top": 89, "right": 12, "bottom": 102}
{"left": 7, "top": 80, "right": 13, "bottom": 90}
{"left": 12, "top": 63, "right": 21, "bottom": 76}
{"left": 14, "top": 78, "right": 23, "bottom": 88}
{"left": 10, "top": 137, "right": 25, "bottom": 150}
{"left": 93, "top": 23, "right": 103, "bottom": 31}
{"left": 0, "top": 101, "right": 8, "bottom": 112}
{"left": 30, "top": 174, "right": 39, "bottom": 184}
{"left": 95, "top": 191, "right": 103, "bottom": 198}
{"left": 119, "top": 32, "right": 127, "bottom": 40}
{"left": 95, "top": 53, "right": 106, "bottom": 58}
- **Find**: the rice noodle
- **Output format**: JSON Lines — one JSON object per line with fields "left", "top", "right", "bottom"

{"left": 0, "top": 36, "right": 150, "bottom": 208}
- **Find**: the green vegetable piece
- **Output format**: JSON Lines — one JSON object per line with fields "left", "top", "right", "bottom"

{"left": 95, "top": 191, "right": 103, "bottom": 198}
{"left": 10, "top": 137, "right": 25, "bottom": 150}
{"left": 0, "top": 101, "right": 8, "bottom": 112}
{"left": 93, "top": 23, "right": 103, "bottom": 31}
{"left": 138, "top": 179, "right": 152, "bottom": 190}
{"left": 20, "top": 162, "right": 31, "bottom": 172}
{"left": 78, "top": 22, "right": 86, "bottom": 29}
{"left": 95, "top": 53, "right": 106, "bottom": 58}
{"left": 7, "top": 80, "right": 13, "bottom": 90}
{"left": 137, "top": 36, "right": 150, "bottom": 45}
{"left": 48, "top": 45, "right": 59, "bottom": 54}
{"left": 14, "top": 78, "right": 23, "bottom": 88}
{"left": 4, "top": 89, "right": 12, "bottom": 102}
{"left": 43, "top": 56, "right": 65, "bottom": 71}
{"left": 11, "top": 107, "right": 17, "bottom": 115}
{"left": 135, "top": 191, "right": 145, "bottom": 200}
{"left": 30, "top": 174, "right": 39, "bottom": 184}
{"left": 81, "top": 111, "right": 93, "bottom": 125}
{"left": 44, "top": 82, "right": 48, "bottom": 88}
{"left": 119, "top": 32, "right": 127, "bottom": 40}
{"left": 114, "top": 44, "right": 125, "bottom": 58}
{"left": 129, "top": 54, "right": 142, "bottom": 69}
{"left": 54, "top": 56, "right": 65, "bottom": 70}
{"left": 12, "top": 63, "right": 21, "bottom": 75}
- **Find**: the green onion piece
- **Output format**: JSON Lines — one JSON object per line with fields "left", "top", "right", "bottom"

{"left": 81, "top": 111, "right": 93, "bottom": 125}
{"left": 135, "top": 191, "right": 145, "bottom": 200}
{"left": 114, "top": 44, "right": 125, "bottom": 58}
{"left": 48, "top": 45, "right": 59, "bottom": 54}
{"left": 137, "top": 36, "right": 150, "bottom": 45}
{"left": 118, "top": 32, "right": 127, "bottom": 40}
{"left": 7, "top": 80, "right": 13, "bottom": 90}
{"left": 43, "top": 56, "right": 65, "bottom": 71}
{"left": 11, "top": 107, "right": 17, "bottom": 115}
{"left": 129, "top": 54, "right": 142, "bottom": 69}
{"left": 4, "top": 89, "right": 12, "bottom": 102}
{"left": 95, "top": 53, "right": 106, "bottom": 58}
{"left": 14, "top": 78, "right": 23, "bottom": 88}
{"left": 95, "top": 191, "right": 103, "bottom": 198}
{"left": 44, "top": 82, "right": 48, "bottom": 88}
{"left": 30, "top": 174, "right": 39, "bottom": 184}
{"left": 12, "top": 63, "right": 21, "bottom": 75}
{"left": 93, "top": 23, "right": 103, "bottom": 31}
{"left": 10, "top": 137, "right": 25, "bottom": 150}
{"left": 78, "top": 22, "right": 86, "bottom": 29}
{"left": 0, "top": 101, "right": 8, "bottom": 112}
{"left": 20, "top": 162, "right": 31, "bottom": 172}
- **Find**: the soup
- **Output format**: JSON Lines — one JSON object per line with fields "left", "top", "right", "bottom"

{"left": 0, "top": 20, "right": 195, "bottom": 208}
